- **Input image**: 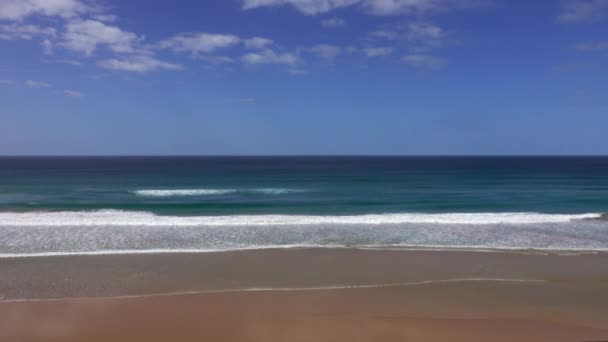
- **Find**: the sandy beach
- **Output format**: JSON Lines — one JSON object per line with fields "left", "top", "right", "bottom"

{"left": 2, "top": 248, "right": 608, "bottom": 341}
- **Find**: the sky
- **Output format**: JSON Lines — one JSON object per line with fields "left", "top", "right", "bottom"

{"left": 0, "top": 0, "right": 607, "bottom": 155}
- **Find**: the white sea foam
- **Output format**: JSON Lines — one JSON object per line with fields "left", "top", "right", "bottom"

{"left": 132, "top": 188, "right": 303, "bottom": 197}
{"left": 0, "top": 210, "right": 601, "bottom": 227}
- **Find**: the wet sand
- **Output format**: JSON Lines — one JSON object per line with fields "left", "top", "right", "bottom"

{"left": 2, "top": 248, "right": 608, "bottom": 341}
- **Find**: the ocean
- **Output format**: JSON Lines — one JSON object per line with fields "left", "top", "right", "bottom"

{"left": 1, "top": 156, "right": 607, "bottom": 256}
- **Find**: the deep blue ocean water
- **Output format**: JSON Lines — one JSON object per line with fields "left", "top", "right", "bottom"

{"left": 1, "top": 157, "right": 607, "bottom": 255}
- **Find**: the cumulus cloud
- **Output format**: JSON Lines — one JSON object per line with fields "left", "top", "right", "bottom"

{"left": 242, "top": 0, "right": 483, "bottom": 15}
{"left": 362, "top": 46, "right": 393, "bottom": 57}
{"left": 402, "top": 54, "right": 445, "bottom": 69}
{"left": 558, "top": 0, "right": 608, "bottom": 23}
{"left": 159, "top": 33, "right": 240, "bottom": 55}
{"left": 61, "top": 19, "right": 139, "bottom": 56}
{"left": 64, "top": 89, "right": 84, "bottom": 97}
{"left": 242, "top": 49, "right": 300, "bottom": 66}
{"left": 321, "top": 17, "right": 346, "bottom": 27}
{"left": 0, "top": 24, "right": 56, "bottom": 40}
{"left": 98, "top": 55, "right": 183, "bottom": 73}
{"left": 24, "top": 80, "right": 50, "bottom": 87}
{"left": 0, "top": 0, "right": 92, "bottom": 21}
{"left": 244, "top": 37, "right": 274, "bottom": 49}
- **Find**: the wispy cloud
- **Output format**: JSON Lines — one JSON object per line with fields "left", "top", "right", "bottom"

{"left": 98, "top": 55, "right": 183, "bottom": 73}
{"left": 288, "top": 68, "right": 308, "bottom": 75}
{"left": 369, "top": 21, "right": 447, "bottom": 52}
{"left": 574, "top": 41, "right": 608, "bottom": 51}
{"left": 159, "top": 33, "right": 241, "bottom": 55}
{"left": 244, "top": 37, "right": 274, "bottom": 49}
{"left": 41, "top": 39, "right": 53, "bottom": 54}
{"left": 237, "top": 97, "right": 257, "bottom": 103}
{"left": 558, "top": 0, "right": 608, "bottom": 23}
{"left": 321, "top": 17, "right": 346, "bottom": 27}
{"left": 0, "top": 79, "right": 14, "bottom": 85}
{"left": 242, "top": 0, "right": 358, "bottom": 15}
{"left": 56, "top": 59, "right": 83, "bottom": 66}
{"left": 402, "top": 54, "right": 445, "bottom": 70}
{"left": 242, "top": 0, "right": 485, "bottom": 16}
{"left": 0, "top": 0, "right": 94, "bottom": 21}
{"left": 362, "top": 46, "right": 393, "bottom": 57}
{"left": 311, "top": 44, "right": 342, "bottom": 62}
{"left": 24, "top": 80, "right": 51, "bottom": 88}
{"left": 242, "top": 49, "right": 301, "bottom": 66}
{"left": 64, "top": 89, "right": 84, "bottom": 97}
{"left": 0, "top": 24, "right": 56, "bottom": 40}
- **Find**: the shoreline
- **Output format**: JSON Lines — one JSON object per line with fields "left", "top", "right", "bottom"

{"left": 2, "top": 245, "right": 608, "bottom": 259}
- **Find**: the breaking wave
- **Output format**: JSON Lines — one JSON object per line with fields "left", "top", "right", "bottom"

{"left": 0, "top": 210, "right": 601, "bottom": 227}
{"left": 132, "top": 188, "right": 304, "bottom": 197}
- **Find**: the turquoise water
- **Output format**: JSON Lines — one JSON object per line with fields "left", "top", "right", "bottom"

{"left": 1, "top": 157, "right": 607, "bottom": 255}
{"left": 2, "top": 156, "right": 608, "bottom": 215}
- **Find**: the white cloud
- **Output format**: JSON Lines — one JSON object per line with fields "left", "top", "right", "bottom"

{"left": 369, "top": 21, "right": 446, "bottom": 51}
{"left": 62, "top": 19, "right": 139, "bottom": 56}
{"left": 56, "top": 59, "right": 83, "bottom": 66}
{"left": 242, "top": 49, "right": 300, "bottom": 66}
{"left": 160, "top": 33, "right": 240, "bottom": 55}
{"left": 242, "top": 0, "right": 483, "bottom": 15}
{"left": 242, "top": 0, "right": 359, "bottom": 15}
{"left": 24, "top": 80, "right": 50, "bottom": 87}
{"left": 92, "top": 14, "right": 117, "bottom": 22}
{"left": 362, "top": 0, "right": 471, "bottom": 15}
{"left": 98, "top": 55, "right": 183, "bottom": 73}
{"left": 244, "top": 37, "right": 274, "bottom": 49}
{"left": 311, "top": 44, "right": 342, "bottom": 62}
{"left": 363, "top": 46, "right": 393, "bottom": 57}
{"left": 0, "top": 24, "right": 56, "bottom": 40}
{"left": 558, "top": 0, "right": 608, "bottom": 23}
{"left": 0, "top": 0, "right": 92, "bottom": 21}
{"left": 574, "top": 41, "right": 608, "bottom": 51}
{"left": 0, "top": 79, "right": 13, "bottom": 85}
{"left": 196, "top": 55, "right": 236, "bottom": 64}
{"left": 321, "top": 17, "right": 346, "bottom": 27}
{"left": 402, "top": 54, "right": 445, "bottom": 69}
{"left": 64, "top": 89, "right": 84, "bottom": 97}
{"left": 288, "top": 67, "right": 308, "bottom": 75}
{"left": 405, "top": 21, "right": 445, "bottom": 51}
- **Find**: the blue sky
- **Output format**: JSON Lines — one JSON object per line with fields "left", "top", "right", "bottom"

{"left": 0, "top": 0, "right": 607, "bottom": 155}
